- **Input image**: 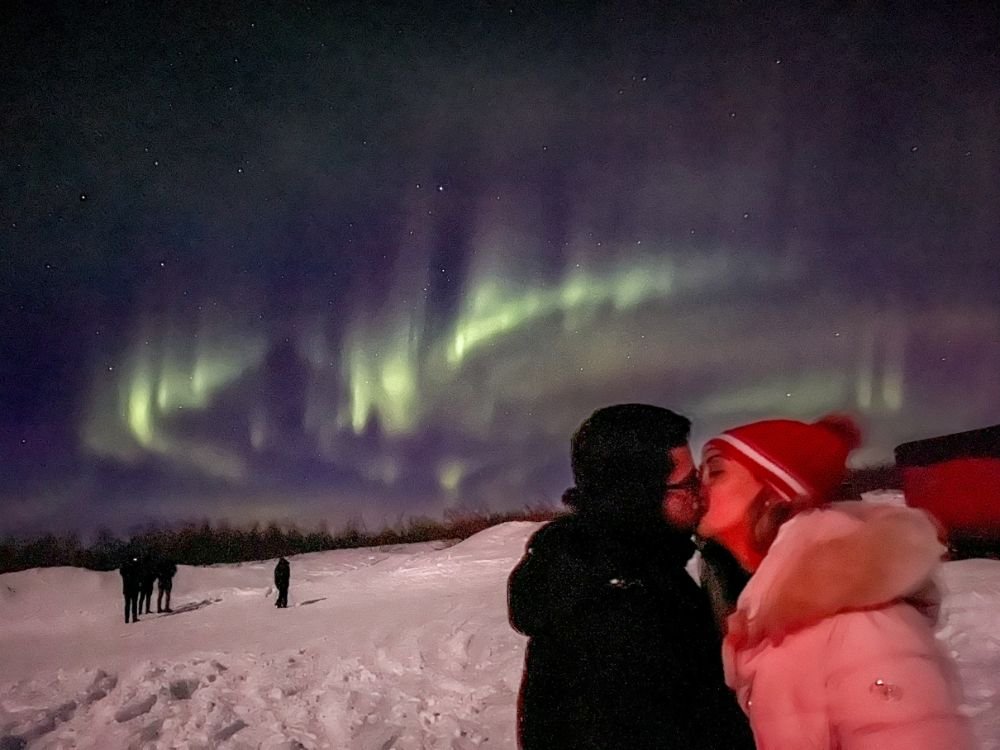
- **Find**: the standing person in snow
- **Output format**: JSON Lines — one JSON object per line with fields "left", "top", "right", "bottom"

{"left": 119, "top": 555, "right": 142, "bottom": 623}
{"left": 508, "top": 404, "right": 753, "bottom": 750}
{"left": 697, "top": 414, "right": 975, "bottom": 750}
{"left": 274, "top": 557, "right": 290, "bottom": 608}
{"left": 157, "top": 558, "right": 177, "bottom": 613}
{"left": 138, "top": 555, "right": 158, "bottom": 615}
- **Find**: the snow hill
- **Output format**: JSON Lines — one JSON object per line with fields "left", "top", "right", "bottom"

{"left": 1, "top": 497, "right": 999, "bottom": 749}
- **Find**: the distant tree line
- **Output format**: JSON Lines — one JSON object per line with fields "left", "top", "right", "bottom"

{"left": 0, "top": 465, "right": 903, "bottom": 575}
{"left": 0, "top": 508, "right": 561, "bottom": 575}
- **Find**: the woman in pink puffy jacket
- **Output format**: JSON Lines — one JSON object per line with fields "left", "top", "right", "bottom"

{"left": 696, "top": 414, "right": 976, "bottom": 750}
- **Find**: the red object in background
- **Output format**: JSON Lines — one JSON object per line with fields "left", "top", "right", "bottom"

{"left": 895, "top": 425, "right": 1000, "bottom": 556}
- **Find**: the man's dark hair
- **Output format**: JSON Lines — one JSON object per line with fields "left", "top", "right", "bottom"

{"left": 564, "top": 404, "right": 691, "bottom": 518}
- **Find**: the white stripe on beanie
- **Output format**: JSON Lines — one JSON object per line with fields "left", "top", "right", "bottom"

{"left": 711, "top": 433, "right": 811, "bottom": 500}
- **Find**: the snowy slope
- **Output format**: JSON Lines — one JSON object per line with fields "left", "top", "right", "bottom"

{"left": 1, "top": 499, "right": 998, "bottom": 750}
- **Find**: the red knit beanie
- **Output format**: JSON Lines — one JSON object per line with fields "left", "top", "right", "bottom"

{"left": 703, "top": 414, "right": 862, "bottom": 503}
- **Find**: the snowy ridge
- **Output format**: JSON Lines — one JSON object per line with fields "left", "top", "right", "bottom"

{"left": 1, "top": 510, "right": 998, "bottom": 749}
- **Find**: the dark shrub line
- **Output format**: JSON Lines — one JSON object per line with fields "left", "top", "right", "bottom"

{"left": 0, "top": 465, "right": 905, "bottom": 575}
{"left": 0, "top": 507, "right": 562, "bottom": 575}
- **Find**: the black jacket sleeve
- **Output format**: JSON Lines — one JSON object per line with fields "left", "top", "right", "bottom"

{"left": 508, "top": 522, "right": 619, "bottom": 636}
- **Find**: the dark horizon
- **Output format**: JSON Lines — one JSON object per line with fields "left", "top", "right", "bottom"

{"left": 3, "top": 1, "right": 999, "bottom": 536}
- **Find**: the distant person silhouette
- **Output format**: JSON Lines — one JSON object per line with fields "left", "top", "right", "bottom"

{"left": 157, "top": 559, "right": 177, "bottom": 613}
{"left": 138, "top": 556, "right": 157, "bottom": 614}
{"left": 119, "top": 556, "right": 142, "bottom": 623}
{"left": 274, "top": 557, "right": 290, "bottom": 608}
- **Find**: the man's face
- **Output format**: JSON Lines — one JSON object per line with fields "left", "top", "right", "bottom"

{"left": 660, "top": 445, "right": 703, "bottom": 531}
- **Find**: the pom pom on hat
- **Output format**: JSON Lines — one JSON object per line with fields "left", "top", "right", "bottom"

{"left": 814, "top": 413, "right": 863, "bottom": 452}
{"left": 703, "top": 414, "right": 863, "bottom": 503}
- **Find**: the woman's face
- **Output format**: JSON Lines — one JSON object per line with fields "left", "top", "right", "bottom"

{"left": 696, "top": 454, "right": 764, "bottom": 539}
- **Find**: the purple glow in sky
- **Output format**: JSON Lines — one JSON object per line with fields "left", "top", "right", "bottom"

{"left": 3, "top": 1, "right": 999, "bottom": 534}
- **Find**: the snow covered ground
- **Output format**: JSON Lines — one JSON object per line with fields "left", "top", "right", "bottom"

{"left": 1, "top": 493, "right": 998, "bottom": 749}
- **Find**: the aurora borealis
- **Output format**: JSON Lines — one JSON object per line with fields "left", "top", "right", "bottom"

{"left": 3, "top": 1, "right": 999, "bottom": 535}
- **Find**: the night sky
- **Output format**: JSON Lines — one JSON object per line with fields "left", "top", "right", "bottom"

{"left": 3, "top": 1, "right": 999, "bottom": 536}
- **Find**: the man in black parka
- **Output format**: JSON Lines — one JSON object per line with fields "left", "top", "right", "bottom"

{"left": 508, "top": 404, "right": 753, "bottom": 750}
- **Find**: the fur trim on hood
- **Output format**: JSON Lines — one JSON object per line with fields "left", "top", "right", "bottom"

{"left": 729, "top": 502, "right": 945, "bottom": 648}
